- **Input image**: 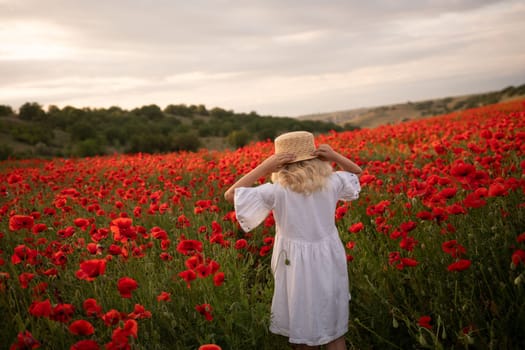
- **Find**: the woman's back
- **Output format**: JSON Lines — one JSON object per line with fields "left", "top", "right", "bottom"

{"left": 271, "top": 173, "right": 344, "bottom": 242}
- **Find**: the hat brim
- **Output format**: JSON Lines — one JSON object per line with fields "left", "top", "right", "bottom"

{"left": 287, "top": 154, "right": 317, "bottom": 163}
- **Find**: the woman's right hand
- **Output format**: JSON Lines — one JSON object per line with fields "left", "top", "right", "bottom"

{"left": 314, "top": 144, "right": 363, "bottom": 175}
{"left": 313, "top": 144, "right": 338, "bottom": 162}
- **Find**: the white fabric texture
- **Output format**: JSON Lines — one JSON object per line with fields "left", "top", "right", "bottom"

{"left": 234, "top": 171, "right": 361, "bottom": 346}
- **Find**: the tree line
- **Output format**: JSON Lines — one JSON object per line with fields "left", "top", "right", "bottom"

{"left": 0, "top": 102, "right": 353, "bottom": 160}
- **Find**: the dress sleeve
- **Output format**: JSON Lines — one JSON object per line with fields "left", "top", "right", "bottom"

{"left": 334, "top": 171, "right": 361, "bottom": 201}
{"left": 234, "top": 183, "right": 275, "bottom": 232}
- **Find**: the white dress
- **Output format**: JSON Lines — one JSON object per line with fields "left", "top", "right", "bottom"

{"left": 234, "top": 171, "right": 361, "bottom": 346}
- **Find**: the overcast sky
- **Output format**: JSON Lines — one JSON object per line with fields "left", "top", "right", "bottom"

{"left": 1, "top": 0, "right": 524, "bottom": 117}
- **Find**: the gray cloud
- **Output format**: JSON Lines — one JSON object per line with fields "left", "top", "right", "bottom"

{"left": 0, "top": 0, "right": 524, "bottom": 115}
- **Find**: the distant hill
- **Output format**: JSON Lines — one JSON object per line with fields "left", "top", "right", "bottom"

{"left": 298, "top": 84, "right": 525, "bottom": 128}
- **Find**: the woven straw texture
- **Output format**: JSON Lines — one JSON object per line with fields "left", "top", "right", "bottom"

{"left": 274, "top": 131, "right": 317, "bottom": 163}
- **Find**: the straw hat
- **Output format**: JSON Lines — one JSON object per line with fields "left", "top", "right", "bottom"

{"left": 274, "top": 131, "right": 317, "bottom": 163}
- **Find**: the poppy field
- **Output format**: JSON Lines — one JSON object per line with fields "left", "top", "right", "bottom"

{"left": 1, "top": 99, "right": 525, "bottom": 349}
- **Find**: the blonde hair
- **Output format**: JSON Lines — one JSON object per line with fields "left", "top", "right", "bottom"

{"left": 271, "top": 158, "right": 333, "bottom": 194}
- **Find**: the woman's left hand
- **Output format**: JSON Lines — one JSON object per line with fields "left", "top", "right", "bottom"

{"left": 260, "top": 153, "right": 296, "bottom": 173}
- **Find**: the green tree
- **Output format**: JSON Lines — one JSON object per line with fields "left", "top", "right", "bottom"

{"left": 0, "top": 105, "right": 14, "bottom": 117}
{"left": 105, "top": 127, "right": 128, "bottom": 146}
{"left": 0, "top": 143, "right": 13, "bottom": 160}
{"left": 210, "top": 107, "right": 233, "bottom": 119}
{"left": 19, "top": 102, "right": 46, "bottom": 121}
{"left": 133, "top": 104, "right": 164, "bottom": 120}
{"left": 73, "top": 138, "right": 105, "bottom": 157}
{"left": 227, "top": 130, "right": 252, "bottom": 148}
{"left": 257, "top": 128, "right": 278, "bottom": 141}
{"left": 127, "top": 134, "right": 171, "bottom": 154}
{"left": 164, "top": 104, "right": 193, "bottom": 117}
{"left": 69, "top": 121, "right": 97, "bottom": 141}
{"left": 193, "top": 104, "right": 209, "bottom": 116}
{"left": 172, "top": 132, "right": 201, "bottom": 152}
{"left": 11, "top": 124, "right": 50, "bottom": 145}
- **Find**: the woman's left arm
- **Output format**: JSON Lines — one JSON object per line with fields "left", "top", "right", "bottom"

{"left": 224, "top": 153, "right": 295, "bottom": 203}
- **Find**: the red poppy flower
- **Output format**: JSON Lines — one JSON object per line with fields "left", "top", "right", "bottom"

{"left": 71, "top": 340, "right": 100, "bottom": 350}
{"left": 76, "top": 259, "right": 107, "bottom": 281}
{"left": 69, "top": 320, "right": 95, "bottom": 336}
{"left": 359, "top": 174, "right": 376, "bottom": 185}
{"left": 488, "top": 182, "right": 507, "bottom": 197}
{"left": 11, "top": 245, "right": 38, "bottom": 265}
{"left": 442, "top": 240, "right": 467, "bottom": 258}
{"left": 108, "top": 244, "right": 123, "bottom": 256}
{"left": 446, "top": 203, "right": 467, "bottom": 215}
{"left": 179, "top": 269, "right": 197, "bottom": 288}
{"left": 259, "top": 245, "right": 272, "bottom": 256}
{"left": 480, "top": 129, "right": 492, "bottom": 139}
{"left": 418, "top": 315, "right": 432, "bottom": 330}
{"left": 213, "top": 272, "right": 225, "bottom": 286}
{"left": 83, "top": 298, "right": 102, "bottom": 317}
{"left": 234, "top": 239, "right": 248, "bottom": 250}
{"left": 264, "top": 214, "right": 275, "bottom": 227}
{"left": 9, "top": 215, "right": 34, "bottom": 231}
{"left": 438, "top": 187, "right": 457, "bottom": 199}
{"left": 32, "top": 282, "right": 48, "bottom": 297}
{"left": 176, "top": 240, "right": 203, "bottom": 255}
{"left": 57, "top": 226, "right": 75, "bottom": 238}
{"left": 106, "top": 319, "right": 138, "bottom": 350}
{"left": 450, "top": 161, "right": 476, "bottom": 178}
{"left": 208, "top": 260, "right": 220, "bottom": 274}
{"left": 185, "top": 255, "right": 202, "bottom": 270}
{"left": 110, "top": 217, "right": 136, "bottom": 242}
{"left": 160, "top": 239, "right": 170, "bottom": 250}
{"left": 123, "top": 319, "right": 139, "bottom": 338}
{"left": 102, "top": 309, "right": 122, "bottom": 326}
{"left": 112, "top": 319, "right": 138, "bottom": 340}
{"left": 73, "top": 218, "right": 90, "bottom": 230}
{"left": 210, "top": 233, "right": 229, "bottom": 247}
{"left": 349, "top": 222, "right": 364, "bottom": 233}
{"left": 195, "top": 264, "right": 211, "bottom": 278}
{"left": 50, "top": 303, "right": 75, "bottom": 323}
{"left": 177, "top": 214, "right": 191, "bottom": 228}
{"left": 86, "top": 243, "right": 102, "bottom": 255}
{"left": 128, "top": 304, "right": 152, "bottom": 319}
{"left": 366, "top": 200, "right": 390, "bottom": 216}
{"left": 400, "top": 221, "right": 417, "bottom": 232}
{"left": 512, "top": 249, "right": 525, "bottom": 266}
{"left": 159, "top": 252, "right": 173, "bottom": 261}
{"left": 157, "top": 291, "right": 171, "bottom": 302}
{"left": 32, "top": 223, "right": 47, "bottom": 234}
{"left": 447, "top": 259, "right": 472, "bottom": 272}
{"left": 195, "top": 303, "right": 213, "bottom": 321}
{"left": 29, "top": 299, "right": 52, "bottom": 318}
{"left": 399, "top": 236, "right": 418, "bottom": 252}
{"left": 462, "top": 192, "right": 486, "bottom": 209}
{"left": 416, "top": 211, "right": 432, "bottom": 221}
{"left": 211, "top": 221, "right": 223, "bottom": 234}
{"left": 199, "top": 345, "right": 222, "bottom": 350}
{"left": 10, "top": 330, "right": 40, "bottom": 350}
{"left": 388, "top": 251, "right": 401, "bottom": 265}
{"left": 150, "top": 226, "right": 168, "bottom": 240}
{"left": 400, "top": 257, "right": 419, "bottom": 268}
{"left": 18, "top": 272, "right": 35, "bottom": 289}
{"left": 335, "top": 206, "right": 348, "bottom": 220}
{"left": 117, "top": 277, "right": 138, "bottom": 298}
